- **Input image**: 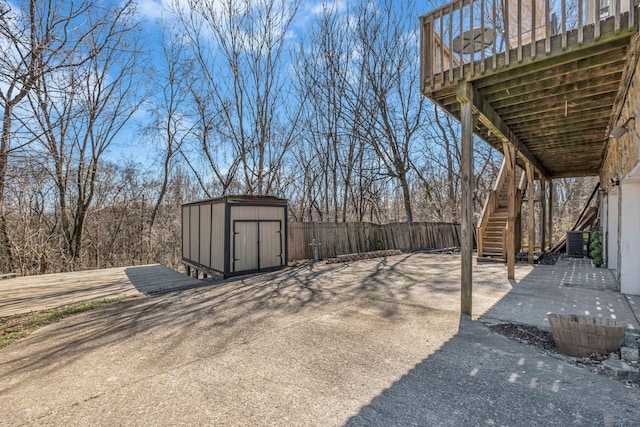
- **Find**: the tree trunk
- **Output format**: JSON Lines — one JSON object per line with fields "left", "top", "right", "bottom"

{"left": 399, "top": 173, "right": 413, "bottom": 223}
{"left": 0, "top": 107, "right": 15, "bottom": 271}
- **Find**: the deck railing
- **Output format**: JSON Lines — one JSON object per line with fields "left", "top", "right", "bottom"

{"left": 476, "top": 157, "right": 507, "bottom": 256}
{"left": 420, "top": 0, "right": 636, "bottom": 91}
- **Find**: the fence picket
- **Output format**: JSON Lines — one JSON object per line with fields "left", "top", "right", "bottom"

{"left": 287, "top": 222, "right": 464, "bottom": 262}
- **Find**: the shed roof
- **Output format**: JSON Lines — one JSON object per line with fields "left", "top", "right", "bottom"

{"left": 183, "top": 195, "right": 288, "bottom": 207}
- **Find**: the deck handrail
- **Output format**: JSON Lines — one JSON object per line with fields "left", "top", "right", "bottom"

{"left": 477, "top": 158, "right": 507, "bottom": 233}
{"left": 476, "top": 157, "right": 507, "bottom": 256}
{"left": 421, "top": 0, "right": 636, "bottom": 92}
{"left": 476, "top": 158, "right": 528, "bottom": 256}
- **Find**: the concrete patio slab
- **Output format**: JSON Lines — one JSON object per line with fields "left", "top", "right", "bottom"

{"left": 0, "top": 264, "right": 204, "bottom": 317}
{"left": 481, "top": 257, "right": 640, "bottom": 330}
{"left": 1, "top": 254, "right": 639, "bottom": 426}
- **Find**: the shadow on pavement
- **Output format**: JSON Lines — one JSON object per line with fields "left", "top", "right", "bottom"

{"left": 345, "top": 259, "right": 640, "bottom": 426}
{"left": 345, "top": 315, "right": 640, "bottom": 426}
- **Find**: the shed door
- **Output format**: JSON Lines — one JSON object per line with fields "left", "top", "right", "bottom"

{"left": 233, "top": 221, "right": 259, "bottom": 272}
{"left": 232, "top": 220, "right": 283, "bottom": 273}
{"left": 259, "top": 221, "right": 282, "bottom": 269}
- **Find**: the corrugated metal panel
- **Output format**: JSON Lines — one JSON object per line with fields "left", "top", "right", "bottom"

{"left": 210, "top": 202, "right": 225, "bottom": 272}
{"left": 182, "top": 206, "right": 190, "bottom": 259}
{"left": 258, "top": 206, "right": 284, "bottom": 221}
{"left": 259, "top": 222, "right": 282, "bottom": 269}
{"left": 233, "top": 221, "right": 259, "bottom": 272}
{"left": 189, "top": 206, "right": 199, "bottom": 263}
{"left": 230, "top": 205, "right": 260, "bottom": 221}
{"left": 199, "top": 204, "right": 211, "bottom": 266}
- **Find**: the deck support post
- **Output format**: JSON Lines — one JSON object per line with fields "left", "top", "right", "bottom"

{"left": 526, "top": 163, "right": 535, "bottom": 264}
{"left": 547, "top": 179, "right": 554, "bottom": 249}
{"left": 458, "top": 81, "right": 475, "bottom": 316}
{"left": 504, "top": 142, "right": 517, "bottom": 280}
{"left": 541, "top": 179, "right": 547, "bottom": 250}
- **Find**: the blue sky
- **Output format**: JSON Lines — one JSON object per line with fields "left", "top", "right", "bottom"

{"left": 104, "top": 0, "right": 441, "bottom": 169}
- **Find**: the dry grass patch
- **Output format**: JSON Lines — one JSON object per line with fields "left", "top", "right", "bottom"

{"left": 0, "top": 298, "right": 125, "bottom": 349}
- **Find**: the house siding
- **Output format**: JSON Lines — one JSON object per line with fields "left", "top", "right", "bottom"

{"left": 600, "top": 40, "right": 640, "bottom": 293}
{"left": 601, "top": 49, "right": 640, "bottom": 189}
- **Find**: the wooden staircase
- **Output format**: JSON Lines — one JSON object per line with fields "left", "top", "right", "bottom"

{"left": 477, "top": 159, "right": 525, "bottom": 262}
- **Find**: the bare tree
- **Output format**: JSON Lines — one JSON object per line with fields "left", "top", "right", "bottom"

{"left": 294, "top": 3, "right": 354, "bottom": 222}
{"left": 0, "top": 0, "right": 139, "bottom": 272}
{"left": 144, "top": 25, "right": 193, "bottom": 228}
{"left": 416, "top": 105, "right": 501, "bottom": 223}
{"left": 354, "top": 0, "right": 426, "bottom": 223}
{"left": 174, "top": 0, "right": 301, "bottom": 196}
{"left": 26, "top": 2, "right": 143, "bottom": 267}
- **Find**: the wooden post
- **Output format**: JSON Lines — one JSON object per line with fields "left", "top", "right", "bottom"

{"left": 526, "top": 163, "right": 535, "bottom": 264}
{"left": 420, "top": 17, "right": 433, "bottom": 91}
{"left": 547, "top": 179, "right": 553, "bottom": 249}
{"left": 504, "top": 142, "right": 516, "bottom": 280}
{"left": 458, "top": 81, "right": 474, "bottom": 316}
{"left": 540, "top": 179, "right": 546, "bottom": 251}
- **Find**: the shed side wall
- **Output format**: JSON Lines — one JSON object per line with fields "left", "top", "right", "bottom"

{"left": 189, "top": 206, "right": 200, "bottom": 264}
{"left": 182, "top": 206, "right": 190, "bottom": 260}
{"left": 211, "top": 202, "right": 225, "bottom": 272}
{"left": 199, "top": 204, "right": 211, "bottom": 267}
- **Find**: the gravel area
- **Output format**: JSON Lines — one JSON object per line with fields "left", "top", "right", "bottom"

{"left": 486, "top": 322, "right": 640, "bottom": 388}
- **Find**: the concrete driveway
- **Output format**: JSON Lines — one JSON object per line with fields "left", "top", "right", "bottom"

{"left": 0, "top": 264, "right": 204, "bottom": 317}
{"left": 1, "top": 254, "right": 639, "bottom": 426}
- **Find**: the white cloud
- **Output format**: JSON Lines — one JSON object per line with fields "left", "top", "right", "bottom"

{"left": 135, "top": 0, "right": 194, "bottom": 21}
{"left": 308, "top": 0, "right": 348, "bottom": 16}
{"left": 136, "top": 0, "right": 166, "bottom": 20}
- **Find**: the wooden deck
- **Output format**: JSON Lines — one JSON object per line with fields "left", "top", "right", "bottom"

{"left": 420, "top": 0, "right": 638, "bottom": 178}
{"left": 0, "top": 264, "right": 203, "bottom": 317}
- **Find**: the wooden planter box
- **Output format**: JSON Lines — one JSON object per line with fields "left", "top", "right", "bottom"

{"left": 547, "top": 314, "right": 626, "bottom": 357}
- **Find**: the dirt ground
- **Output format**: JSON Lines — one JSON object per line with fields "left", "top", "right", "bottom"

{"left": 488, "top": 322, "right": 640, "bottom": 388}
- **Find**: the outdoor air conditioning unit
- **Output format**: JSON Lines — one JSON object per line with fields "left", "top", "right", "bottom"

{"left": 566, "top": 231, "right": 591, "bottom": 258}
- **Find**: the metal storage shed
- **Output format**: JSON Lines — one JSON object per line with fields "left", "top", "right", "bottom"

{"left": 182, "top": 195, "right": 288, "bottom": 278}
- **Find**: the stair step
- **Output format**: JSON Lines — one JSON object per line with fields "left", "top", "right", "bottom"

{"left": 483, "top": 242, "right": 503, "bottom": 247}
{"left": 483, "top": 236, "right": 503, "bottom": 241}
{"left": 483, "top": 234, "right": 503, "bottom": 240}
{"left": 486, "top": 224, "right": 506, "bottom": 229}
{"left": 484, "top": 233, "right": 504, "bottom": 239}
{"left": 477, "top": 256, "right": 506, "bottom": 263}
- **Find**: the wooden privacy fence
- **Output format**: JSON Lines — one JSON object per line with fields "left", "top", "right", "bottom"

{"left": 287, "top": 222, "right": 464, "bottom": 262}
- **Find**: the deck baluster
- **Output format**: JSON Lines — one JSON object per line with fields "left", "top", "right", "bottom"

{"left": 517, "top": 0, "right": 523, "bottom": 62}
{"left": 492, "top": 0, "right": 497, "bottom": 69}
{"left": 531, "top": 0, "right": 537, "bottom": 58}
{"left": 545, "top": 0, "right": 551, "bottom": 53}
{"left": 595, "top": 0, "right": 601, "bottom": 40}
{"left": 578, "top": 0, "right": 583, "bottom": 44}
